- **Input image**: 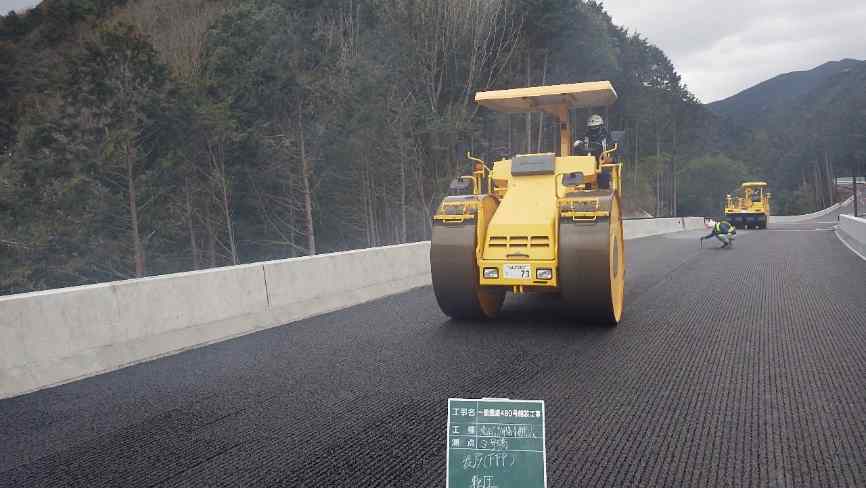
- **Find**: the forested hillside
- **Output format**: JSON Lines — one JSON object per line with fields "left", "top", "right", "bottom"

{"left": 0, "top": 0, "right": 757, "bottom": 293}
{"left": 709, "top": 59, "right": 864, "bottom": 128}
{"left": 710, "top": 59, "right": 866, "bottom": 213}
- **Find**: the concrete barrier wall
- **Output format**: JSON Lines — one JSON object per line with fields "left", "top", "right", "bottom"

{"left": 260, "top": 243, "right": 431, "bottom": 327}
{"left": 623, "top": 217, "right": 706, "bottom": 240}
{"left": 0, "top": 242, "right": 431, "bottom": 399}
{"left": 837, "top": 215, "right": 866, "bottom": 260}
{"left": 684, "top": 217, "right": 708, "bottom": 230}
{"left": 1, "top": 217, "right": 703, "bottom": 399}
{"left": 770, "top": 196, "right": 853, "bottom": 223}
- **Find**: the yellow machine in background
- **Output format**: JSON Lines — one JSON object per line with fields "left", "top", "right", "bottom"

{"left": 430, "top": 81, "right": 625, "bottom": 325}
{"left": 725, "top": 181, "right": 771, "bottom": 229}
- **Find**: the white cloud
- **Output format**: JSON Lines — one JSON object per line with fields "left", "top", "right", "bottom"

{"left": 601, "top": 0, "right": 866, "bottom": 102}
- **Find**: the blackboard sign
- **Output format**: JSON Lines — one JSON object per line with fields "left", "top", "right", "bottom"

{"left": 446, "top": 398, "right": 547, "bottom": 488}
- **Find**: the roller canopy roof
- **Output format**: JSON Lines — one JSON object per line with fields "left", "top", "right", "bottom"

{"left": 475, "top": 81, "right": 618, "bottom": 115}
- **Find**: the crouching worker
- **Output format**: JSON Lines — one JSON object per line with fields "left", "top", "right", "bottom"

{"left": 701, "top": 220, "right": 737, "bottom": 248}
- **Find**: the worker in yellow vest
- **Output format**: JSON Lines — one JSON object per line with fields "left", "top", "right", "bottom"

{"left": 701, "top": 220, "right": 737, "bottom": 248}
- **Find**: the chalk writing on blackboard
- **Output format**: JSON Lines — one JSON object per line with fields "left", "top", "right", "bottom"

{"left": 446, "top": 399, "right": 546, "bottom": 488}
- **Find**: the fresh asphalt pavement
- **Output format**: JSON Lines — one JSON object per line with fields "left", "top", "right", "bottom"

{"left": 1, "top": 211, "right": 865, "bottom": 487}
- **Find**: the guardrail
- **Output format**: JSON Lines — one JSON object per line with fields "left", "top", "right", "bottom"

{"left": 837, "top": 215, "right": 866, "bottom": 260}
{"left": 0, "top": 218, "right": 705, "bottom": 399}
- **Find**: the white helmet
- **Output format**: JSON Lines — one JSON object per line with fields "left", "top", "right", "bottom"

{"left": 587, "top": 114, "right": 604, "bottom": 128}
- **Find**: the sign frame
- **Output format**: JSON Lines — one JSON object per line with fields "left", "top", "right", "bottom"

{"left": 446, "top": 397, "right": 547, "bottom": 488}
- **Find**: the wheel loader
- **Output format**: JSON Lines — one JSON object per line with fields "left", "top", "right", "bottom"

{"left": 725, "top": 182, "right": 771, "bottom": 229}
{"left": 430, "top": 81, "right": 625, "bottom": 324}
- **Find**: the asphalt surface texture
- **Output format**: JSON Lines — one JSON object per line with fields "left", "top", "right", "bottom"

{"left": 2, "top": 205, "right": 865, "bottom": 487}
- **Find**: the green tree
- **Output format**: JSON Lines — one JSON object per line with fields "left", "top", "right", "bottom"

{"left": 677, "top": 154, "right": 748, "bottom": 217}
{"left": 71, "top": 23, "right": 169, "bottom": 276}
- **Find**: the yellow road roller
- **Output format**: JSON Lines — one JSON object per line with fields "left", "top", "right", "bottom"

{"left": 430, "top": 81, "right": 625, "bottom": 324}
{"left": 725, "top": 181, "right": 771, "bottom": 229}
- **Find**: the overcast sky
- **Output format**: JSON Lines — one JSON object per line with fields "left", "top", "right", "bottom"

{"left": 1, "top": 0, "right": 34, "bottom": 14}
{"left": 601, "top": 0, "right": 866, "bottom": 103}
{"left": 4, "top": 1, "right": 864, "bottom": 103}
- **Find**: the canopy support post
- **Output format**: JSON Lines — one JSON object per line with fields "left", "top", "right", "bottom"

{"left": 558, "top": 106, "right": 571, "bottom": 157}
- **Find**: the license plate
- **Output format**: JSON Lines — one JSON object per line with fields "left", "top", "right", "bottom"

{"left": 503, "top": 264, "right": 531, "bottom": 280}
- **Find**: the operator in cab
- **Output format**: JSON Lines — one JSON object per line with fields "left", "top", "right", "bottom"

{"left": 701, "top": 220, "right": 737, "bottom": 248}
{"left": 574, "top": 114, "right": 613, "bottom": 189}
{"left": 573, "top": 114, "right": 610, "bottom": 158}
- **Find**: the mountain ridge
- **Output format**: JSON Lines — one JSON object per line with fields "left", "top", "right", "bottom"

{"left": 706, "top": 58, "right": 866, "bottom": 128}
